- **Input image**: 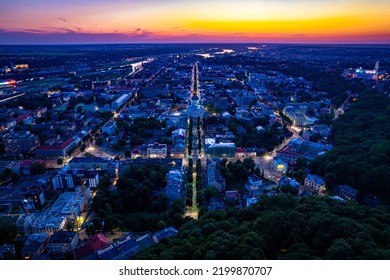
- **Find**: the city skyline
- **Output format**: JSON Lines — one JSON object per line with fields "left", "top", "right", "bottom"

{"left": 1, "top": 0, "right": 390, "bottom": 44}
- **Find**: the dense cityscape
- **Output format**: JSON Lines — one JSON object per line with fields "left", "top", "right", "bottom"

{"left": 0, "top": 43, "right": 390, "bottom": 260}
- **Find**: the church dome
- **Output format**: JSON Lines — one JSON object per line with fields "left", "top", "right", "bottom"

{"left": 191, "top": 95, "right": 199, "bottom": 101}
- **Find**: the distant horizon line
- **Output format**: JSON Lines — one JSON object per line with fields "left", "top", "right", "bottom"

{"left": 1, "top": 42, "right": 390, "bottom": 46}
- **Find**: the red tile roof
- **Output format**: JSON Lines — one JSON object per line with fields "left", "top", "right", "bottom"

{"left": 74, "top": 233, "right": 110, "bottom": 260}
{"left": 36, "top": 138, "right": 75, "bottom": 151}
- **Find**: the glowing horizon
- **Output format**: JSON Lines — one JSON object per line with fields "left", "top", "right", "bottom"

{"left": 0, "top": 0, "right": 389, "bottom": 44}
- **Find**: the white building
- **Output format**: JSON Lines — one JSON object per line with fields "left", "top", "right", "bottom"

{"left": 31, "top": 213, "right": 67, "bottom": 235}
{"left": 245, "top": 174, "right": 263, "bottom": 197}
{"left": 112, "top": 93, "right": 131, "bottom": 109}
{"left": 248, "top": 174, "right": 262, "bottom": 187}
{"left": 304, "top": 174, "right": 326, "bottom": 193}
{"left": 147, "top": 143, "right": 167, "bottom": 158}
{"left": 31, "top": 187, "right": 90, "bottom": 235}
{"left": 283, "top": 106, "right": 317, "bottom": 126}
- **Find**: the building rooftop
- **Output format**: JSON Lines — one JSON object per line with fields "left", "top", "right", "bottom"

{"left": 153, "top": 226, "right": 178, "bottom": 243}
{"left": 48, "top": 230, "right": 77, "bottom": 244}
{"left": 36, "top": 138, "right": 74, "bottom": 151}
{"left": 74, "top": 233, "right": 110, "bottom": 260}
{"left": 69, "top": 157, "right": 108, "bottom": 164}
{"left": 136, "top": 234, "right": 157, "bottom": 250}
{"left": 97, "top": 235, "right": 138, "bottom": 260}
{"left": 249, "top": 174, "right": 262, "bottom": 182}
{"left": 306, "top": 174, "right": 325, "bottom": 184}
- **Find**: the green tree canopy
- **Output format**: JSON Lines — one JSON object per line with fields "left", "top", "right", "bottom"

{"left": 137, "top": 195, "right": 390, "bottom": 260}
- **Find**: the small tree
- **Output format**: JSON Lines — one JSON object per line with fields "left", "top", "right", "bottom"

{"left": 96, "top": 137, "right": 104, "bottom": 146}
{"left": 86, "top": 224, "right": 96, "bottom": 238}
{"left": 30, "top": 162, "right": 45, "bottom": 175}
{"left": 156, "top": 220, "right": 167, "bottom": 230}
{"left": 57, "top": 157, "right": 63, "bottom": 166}
{"left": 11, "top": 172, "right": 19, "bottom": 182}
{"left": 65, "top": 219, "right": 76, "bottom": 231}
{"left": 0, "top": 217, "right": 17, "bottom": 244}
{"left": 112, "top": 142, "right": 121, "bottom": 151}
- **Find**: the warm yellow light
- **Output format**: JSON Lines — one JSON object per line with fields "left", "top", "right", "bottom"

{"left": 264, "top": 155, "right": 272, "bottom": 161}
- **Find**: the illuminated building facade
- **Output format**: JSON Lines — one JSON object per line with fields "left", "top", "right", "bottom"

{"left": 3, "top": 132, "right": 39, "bottom": 155}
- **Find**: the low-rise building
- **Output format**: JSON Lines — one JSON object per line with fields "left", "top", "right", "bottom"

{"left": 3, "top": 132, "right": 39, "bottom": 155}
{"left": 35, "top": 138, "right": 76, "bottom": 159}
{"left": 283, "top": 106, "right": 317, "bottom": 126}
{"left": 311, "top": 124, "right": 332, "bottom": 138}
{"left": 304, "top": 174, "right": 326, "bottom": 193}
{"left": 31, "top": 214, "right": 67, "bottom": 235}
{"left": 102, "top": 121, "right": 117, "bottom": 135}
{"left": 271, "top": 157, "right": 288, "bottom": 173}
{"left": 338, "top": 185, "right": 358, "bottom": 200}
{"left": 235, "top": 147, "right": 256, "bottom": 158}
{"left": 208, "top": 197, "right": 226, "bottom": 211}
{"left": 21, "top": 233, "right": 49, "bottom": 260}
{"left": 205, "top": 138, "right": 235, "bottom": 158}
{"left": 32, "top": 187, "right": 90, "bottom": 235}
{"left": 245, "top": 174, "right": 263, "bottom": 197}
{"left": 153, "top": 226, "right": 178, "bottom": 243}
{"left": 68, "top": 157, "right": 109, "bottom": 170}
{"left": 97, "top": 235, "right": 139, "bottom": 260}
{"left": 170, "top": 148, "right": 185, "bottom": 158}
{"left": 112, "top": 93, "right": 132, "bottom": 109}
{"left": 248, "top": 174, "right": 262, "bottom": 187}
{"left": 48, "top": 230, "right": 79, "bottom": 257}
{"left": 147, "top": 143, "right": 167, "bottom": 158}
{"left": 279, "top": 176, "right": 300, "bottom": 188}
{"left": 225, "top": 190, "right": 240, "bottom": 204}
{"left": 140, "top": 86, "right": 167, "bottom": 98}
{"left": 165, "top": 169, "right": 182, "bottom": 205}
{"left": 277, "top": 138, "right": 332, "bottom": 162}
{"left": 207, "top": 158, "right": 226, "bottom": 192}
{"left": 73, "top": 233, "right": 110, "bottom": 260}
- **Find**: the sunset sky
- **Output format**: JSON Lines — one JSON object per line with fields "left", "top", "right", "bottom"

{"left": 0, "top": 0, "right": 389, "bottom": 44}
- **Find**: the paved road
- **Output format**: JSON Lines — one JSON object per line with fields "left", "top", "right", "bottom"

{"left": 334, "top": 94, "right": 351, "bottom": 120}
